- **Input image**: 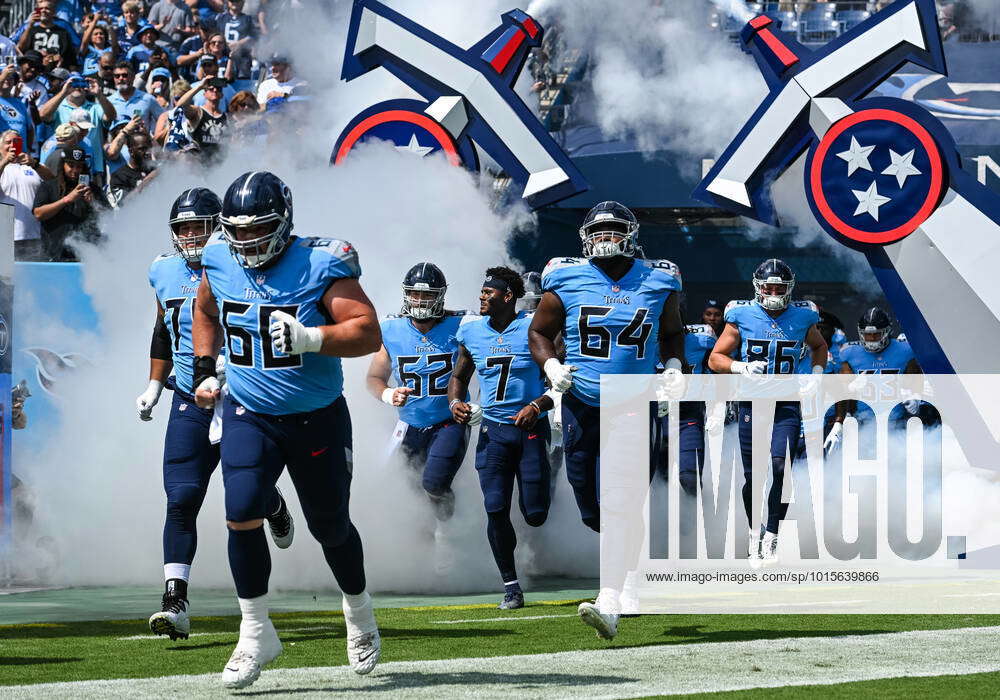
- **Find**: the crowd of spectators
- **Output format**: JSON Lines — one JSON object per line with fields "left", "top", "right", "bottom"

{"left": 0, "top": 0, "right": 310, "bottom": 262}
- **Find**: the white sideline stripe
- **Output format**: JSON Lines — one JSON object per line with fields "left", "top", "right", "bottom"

{"left": 8, "top": 625, "right": 1000, "bottom": 699}
{"left": 740, "top": 599, "right": 869, "bottom": 608}
{"left": 432, "top": 614, "right": 578, "bottom": 624}
{"left": 117, "top": 625, "right": 328, "bottom": 641}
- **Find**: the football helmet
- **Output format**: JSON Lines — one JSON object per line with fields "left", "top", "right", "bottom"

{"left": 752, "top": 259, "right": 795, "bottom": 311}
{"left": 857, "top": 306, "right": 892, "bottom": 353}
{"left": 579, "top": 201, "right": 638, "bottom": 259}
{"left": 519, "top": 271, "right": 542, "bottom": 311}
{"left": 402, "top": 263, "right": 447, "bottom": 320}
{"left": 169, "top": 187, "right": 221, "bottom": 264}
{"left": 220, "top": 171, "right": 293, "bottom": 268}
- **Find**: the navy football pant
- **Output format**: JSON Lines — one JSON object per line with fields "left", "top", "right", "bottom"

{"left": 161, "top": 389, "right": 218, "bottom": 568}
{"left": 400, "top": 419, "right": 469, "bottom": 520}
{"left": 561, "top": 391, "right": 601, "bottom": 532}
{"left": 475, "top": 418, "right": 551, "bottom": 583}
{"left": 737, "top": 401, "right": 801, "bottom": 534}
{"left": 653, "top": 403, "right": 707, "bottom": 496}
{"left": 221, "top": 395, "right": 365, "bottom": 599}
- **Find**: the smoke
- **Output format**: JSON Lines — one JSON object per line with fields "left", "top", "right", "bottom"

{"left": 13, "top": 1, "right": 598, "bottom": 595}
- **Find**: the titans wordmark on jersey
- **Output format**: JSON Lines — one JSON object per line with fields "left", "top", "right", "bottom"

{"left": 457, "top": 311, "right": 546, "bottom": 424}
{"left": 725, "top": 299, "right": 820, "bottom": 374}
{"left": 149, "top": 253, "right": 204, "bottom": 394}
{"left": 201, "top": 235, "right": 360, "bottom": 415}
{"left": 381, "top": 312, "right": 473, "bottom": 429}
{"left": 542, "top": 257, "right": 682, "bottom": 406}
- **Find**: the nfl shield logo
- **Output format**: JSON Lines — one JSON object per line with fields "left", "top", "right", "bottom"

{"left": 497, "top": 336, "right": 504, "bottom": 344}
{"left": 179, "top": 404, "right": 187, "bottom": 412}
{"left": 611, "top": 285, "right": 620, "bottom": 293}
{"left": 256, "top": 274, "right": 266, "bottom": 286}
{"left": 236, "top": 406, "right": 246, "bottom": 416}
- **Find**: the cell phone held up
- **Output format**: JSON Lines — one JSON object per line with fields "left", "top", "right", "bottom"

{"left": 78, "top": 173, "right": 90, "bottom": 187}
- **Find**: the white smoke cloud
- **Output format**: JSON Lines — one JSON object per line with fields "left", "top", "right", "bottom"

{"left": 12, "top": 1, "right": 598, "bottom": 596}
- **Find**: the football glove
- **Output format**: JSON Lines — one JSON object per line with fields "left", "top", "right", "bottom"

{"left": 269, "top": 310, "right": 323, "bottom": 355}
{"left": 823, "top": 421, "right": 843, "bottom": 454}
{"left": 467, "top": 402, "right": 483, "bottom": 426}
{"left": 730, "top": 360, "right": 767, "bottom": 376}
{"left": 544, "top": 358, "right": 577, "bottom": 392}
{"left": 135, "top": 379, "right": 163, "bottom": 421}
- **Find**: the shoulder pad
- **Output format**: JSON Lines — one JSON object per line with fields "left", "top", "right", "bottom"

{"left": 725, "top": 299, "right": 752, "bottom": 313}
{"left": 643, "top": 258, "right": 681, "bottom": 278}
{"left": 383, "top": 313, "right": 404, "bottom": 320}
{"left": 444, "top": 310, "right": 468, "bottom": 317}
{"left": 300, "top": 237, "right": 361, "bottom": 275}
{"left": 843, "top": 341, "right": 861, "bottom": 349}
{"left": 542, "top": 256, "right": 586, "bottom": 277}
{"left": 458, "top": 313, "right": 481, "bottom": 326}
{"left": 150, "top": 252, "right": 176, "bottom": 266}
{"left": 792, "top": 300, "right": 820, "bottom": 313}
{"left": 685, "top": 323, "right": 715, "bottom": 338}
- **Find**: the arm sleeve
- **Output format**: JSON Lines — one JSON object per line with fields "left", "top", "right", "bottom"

{"left": 150, "top": 313, "right": 172, "bottom": 361}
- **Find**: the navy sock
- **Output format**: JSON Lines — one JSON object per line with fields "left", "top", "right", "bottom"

{"left": 486, "top": 510, "right": 518, "bottom": 584}
{"left": 322, "top": 524, "right": 366, "bottom": 595}
{"left": 504, "top": 581, "right": 522, "bottom": 595}
{"left": 227, "top": 526, "right": 271, "bottom": 599}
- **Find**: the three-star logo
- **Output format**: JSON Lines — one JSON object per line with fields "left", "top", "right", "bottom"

{"left": 805, "top": 108, "right": 945, "bottom": 245}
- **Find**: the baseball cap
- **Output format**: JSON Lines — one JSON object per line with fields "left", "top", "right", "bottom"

{"left": 69, "top": 108, "right": 95, "bottom": 130}
{"left": 137, "top": 22, "right": 160, "bottom": 38}
{"left": 60, "top": 145, "right": 90, "bottom": 164}
{"left": 109, "top": 116, "right": 131, "bottom": 134}
{"left": 48, "top": 67, "right": 70, "bottom": 82}
{"left": 18, "top": 50, "right": 43, "bottom": 67}
{"left": 269, "top": 54, "right": 290, "bottom": 66}
{"left": 150, "top": 67, "right": 172, "bottom": 82}
{"left": 198, "top": 54, "right": 218, "bottom": 66}
{"left": 54, "top": 123, "right": 80, "bottom": 139}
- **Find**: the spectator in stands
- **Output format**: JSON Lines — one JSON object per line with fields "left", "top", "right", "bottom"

{"left": 108, "top": 131, "right": 157, "bottom": 205}
{"left": 40, "top": 122, "right": 91, "bottom": 171}
{"left": 149, "top": 0, "right": 197, "bottom": 47}
{"left": 174, "top": 79, "right": 227, "bottom": 159}
{"left": 1, "top": 130, "right": 55, "bottom": 262}
{"left": 0, "top": 32, "right": 16, "bottom": 62}
{"left": 16, "top": 52, "right": 49, "bottom": 106}
{"left": 32, "top": 146, "right": 102, "bottom": 261}
{"left": 109, "top": 62, "right": 163, "bottom": 133}
{"left": 215, "top": 0, "right": 258, "bottom": 80}
{"left": 126, "top": 24, "right": 164, "bottom": 74}
{"left": 93, "top": 52, "right": 117, "bottom": 96}
{"left": 17, "top": 0, "right": 79, "bottom": 71}
{"left": 176, "top": 17, "right": 214, "bottom": 81}
{"left": 117, "top": 1, "right": 146, "bottom": 54}
{"left": 142, "top": 67, "right": 174, "bottom": 111}
{"left": 79, "top": 13, "right": 119, "bottom": 76}
{"left": 256, "top": 54, "right": 305, "bottom": 109}
{"left": 39, "top": 74, "right": 116, "bottom": 185}
{"left": 202, "top": 33, "right": 232, "bottom": 78}
{"left": 227, "top": 89, "right": 264, "bottom": 135}
{"left": 134, "top": 46, "right": 174, "bottom": 92}
{"left": 192, "top": 55, "right": 235, "bottom": 111}
{"left": 105, "top": 114, "right": 142, "bottom": 175}
{"left": 0, "top": 66, "right": 34, "bottom": 154}
{"left": 153, "top": 78, "right": 190, "bottom": 145}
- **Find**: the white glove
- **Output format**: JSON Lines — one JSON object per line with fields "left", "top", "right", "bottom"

{"left": 467, "top": 402, "right": 483, "bottom": 426}
{"left": 730, "top": 360, "right": 767, "bottom": 376}
{"left": 705, "top": 403, "right": 726, "bottom": 436}
{"left": 824, "top": 421, "right": 843, "bottom": 454}
{"left": 900, "top": 387, "right": 921, "bottom": 415}
{"left": 544, "top": 358, "right": 577, "bottom": 392}
{"left": 382, "top": 386, "right": 413, "bottom": 407}
{"left": 195, "top": 376, "right": 221, "bottom": 409}
{"left": 136, "top": 379, "right": 164, "bottom": 421}
{"left": 799, "top": 365, "right": 824, "bottom": 396}
{"left": 269, "top": 310, "right": 323, "bottom": 355}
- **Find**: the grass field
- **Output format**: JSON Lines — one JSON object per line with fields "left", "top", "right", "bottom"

{"left": 3, "top": 596, "right": 1000, "bottom": 698}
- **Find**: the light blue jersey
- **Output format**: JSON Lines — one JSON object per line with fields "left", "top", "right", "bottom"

{"left": 457, "top": 311, "right": 546, "bottom": 424}
{"left": 201, "top": 235, "right": 360, "bottom": 415}
{"left": 684, "top": 323, "right": 716, "bottom": 374}
{"left": 542, "top": 257, "right": 681, "bottom": 406}
{"left": 725, "top": 299, "right": 819, "bottom": 374}
{"left": 148, "top": 253, "right": 203, "bottom": 394}
{"left": 381, "top": 312, "right": 469, "bottom": 429}
{"left": 840, "top": 338, "right": 916, "bottom": 374}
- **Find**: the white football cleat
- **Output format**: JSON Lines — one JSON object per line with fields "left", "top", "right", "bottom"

{"left": 578, "top": 602, "right": 619, "bottom": 640}
{"left": 343, "top": 593, "right": 381, "bottom": 675}
{"left": 748, "top": 530, "right": 763, "bottom": 570}
{"left": 760, "top": 530, "right": 780, "bottom": 567}
{"left": 222, "top": 618, "right": 282, "bottom": 689}
{"left": 148, "top": 596, "right": 190, "bottom": 640}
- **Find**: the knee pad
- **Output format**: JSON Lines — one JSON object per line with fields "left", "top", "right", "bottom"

{"left": 166, "top": 482, "right": 207, "bottom": 513}
{"left": 306, "top": 516, "right": 351, "bottom": 550}
{"left": 523, "top": 511, "right": 548, "bottom": 528}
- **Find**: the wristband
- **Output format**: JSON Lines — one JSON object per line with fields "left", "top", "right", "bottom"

{"left": 381, "top": 388, "right": 396, "bottom": 405}
{"left": 449, "top": 398, "right": 461, "bottom": 408}
{"left": 193, "top": 355, "right": 216, "bottom": 389}
{"left": 529, "top": 401, "right": 541, "bottom": 412}
{"left": 812, "top": 365, "right": 825, "bottom": 374}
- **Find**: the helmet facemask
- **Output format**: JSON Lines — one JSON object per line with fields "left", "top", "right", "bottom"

{"left": 859, "top": 324, "right": 891, "bottom": 353}
{"left": 221, "top": 213, "right": 288, "bottom": 269}
{"left": 753, "top": 277, "right": 794, "bottom": 311}
{"left": 402, "top": 285, "right": 446, "bottom": 320}
{"left": 170, "top": 217, "right": 214, "bottom": 264}
{"left": 579, "top": 219, "right": 636, "bottom": 259}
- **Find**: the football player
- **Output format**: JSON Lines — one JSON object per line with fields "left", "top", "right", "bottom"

{"left": 448, "top": 267, "right": 555, "bottom": 610}
{"left": 529, "top": 200, "right": 685, "bottom": 641}
{"left": 824, "top": 306, "right": 923, "bottom": 451}
{"left": 191, "top": 172, "right": 382, "bottom": 689}
{"left": 366, "top": 263, "right": 471, "bottom": 522}
{"left": 708, "top": 259, "right": 828, "bottom": 567}
{"left": 139, "top": 188, "right": 293, "bottom": 642}
{"left": 701, "top": 301, "right": 725, "bottom": 338}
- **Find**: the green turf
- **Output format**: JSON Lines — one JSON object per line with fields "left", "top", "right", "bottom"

{"left": 2, "top": 602, "right": 999, "bottom": 688}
